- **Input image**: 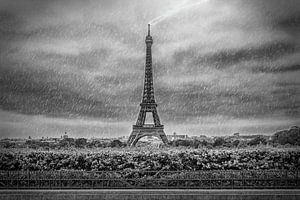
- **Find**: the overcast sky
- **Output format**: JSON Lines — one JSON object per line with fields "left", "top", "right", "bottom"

{"left": 0, "top": 0, "right": 299, "bottom": 138}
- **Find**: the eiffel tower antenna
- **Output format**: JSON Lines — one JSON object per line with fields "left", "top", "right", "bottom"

{"left": 127, "top": 24, "right": 168, "bottom": 147}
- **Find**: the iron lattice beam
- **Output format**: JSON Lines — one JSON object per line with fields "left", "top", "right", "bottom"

{"left": 128, "top": 24, "right": 168, "bottom": 147}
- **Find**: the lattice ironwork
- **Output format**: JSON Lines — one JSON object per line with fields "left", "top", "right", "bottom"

{"left": 128, "top": 24, "right": 168, "bottom": 146}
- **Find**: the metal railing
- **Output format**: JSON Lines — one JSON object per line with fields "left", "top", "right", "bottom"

{"left": 0, "top": 170, "right": 299, "bottom": 189}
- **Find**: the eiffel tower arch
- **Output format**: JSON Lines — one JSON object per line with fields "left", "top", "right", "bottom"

{"left": 128, "top": 24, "right": 168, "bottom": 147}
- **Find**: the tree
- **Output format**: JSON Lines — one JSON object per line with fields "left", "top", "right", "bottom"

{"left": 2, "top": 141, "right": 16, "bottom": 148}
{"left": 248, "top": 136, "right": 267, "bottom": 146}
{"left": 272, "top": 126, "right": 300, "bottom": 145}
{"left": 213, "top": 137, "right": 225, "bottom": 147}
{"left": 172, "top": 139, "right": 192, "bottom": 147}
{"left": 191, "top": 139, "right": 201, "bottom": 148}
{"left": 59, "top": 138, "right": 75, "bottom": 148}
{"left": 232, "top": 140, "right": 240, "bottom": 147}
{"left": 109, "top": 140, "right": 123, "bottom": 147}
{"left": 75, "top": 138, "right": 87, "bottom": 148}
{"left": 25, "top": 140, "right": 45, "bottom": 149}
{"left": 201, "top": 140, "right": 208, "bottom": 146}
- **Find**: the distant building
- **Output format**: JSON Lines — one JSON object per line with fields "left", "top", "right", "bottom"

{"left": 233, "top": 133, "right": 240, "bottom": 137}
{"left": 43, "top": 138, "right": 58, "bottom": 143}
{"left": 167, "top": 132, "right": 189, "bottom": 141}
{"left": 62, "top": 132, "right": 68, "bottom": 139}
{"left": 117, "top": 136, "right": 129, "bottom": 142}
{"left": 191, "top": 135, "right": 209, "bottom": 141}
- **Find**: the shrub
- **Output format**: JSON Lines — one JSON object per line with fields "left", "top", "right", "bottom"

{"left": 232, "top": 140, "right": 240, "bottom": 147}
{"left": 248, "top": 136, "right": 267, "bottom": 146}
{"left": 272, "top": 126, "right": 300, "bottom": 145}
{"left": 75, "top": 138, "right": 87, "bottom": 148}
{"left": 109, "top": 140, "right": 124, "bottom": 147}
{"left": 213, "top": 137, "right": 226, "bottom": 147}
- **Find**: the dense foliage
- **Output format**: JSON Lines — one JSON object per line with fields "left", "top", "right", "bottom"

{"left": 272, "top": 126, "right": 300, "bottom": 146}
{"left": 1, "top": 126, "right": 299, "bottom": 150}
{"left": 1, "top": 148, "right": 299, "bottom": 171}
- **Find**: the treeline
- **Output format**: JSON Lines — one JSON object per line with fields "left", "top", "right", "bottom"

{"left": 1, "top": 126, "right": 299, "bottom": 149}
{"left": 1, "top": 138, "right": 126, "bottom": 149}
{"left": 31, "top": 138, "right": 126, "bottom": 149}
{"left": 170, "top": 135, "right": 267, "bottom": 148}
{"left": 171, "top": 126, "right": 300, "bottom": 148}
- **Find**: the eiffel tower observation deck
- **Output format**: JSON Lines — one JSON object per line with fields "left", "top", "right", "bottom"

{"left": 127, "top": 24, "right": 168, "bottom": 147}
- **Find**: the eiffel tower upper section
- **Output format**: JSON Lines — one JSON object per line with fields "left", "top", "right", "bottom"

{"left": 142, "top": 24, "right": 156, "bottom": 105}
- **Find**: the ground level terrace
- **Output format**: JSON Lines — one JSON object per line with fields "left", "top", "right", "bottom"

{"left": 1, "top": 189, "right": 300, "bottom": 200}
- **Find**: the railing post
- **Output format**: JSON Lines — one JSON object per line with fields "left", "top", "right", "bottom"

{"left": 297, "top": 171, "right": 299, "bottom": 184}
{"left": 242, "top": 171, "right": 245, "bottom": 189}
{"left": 17, "top": 171, "right": 19, "bottom": 189}
{"left": 232, "top": 177, "right": 234, "bottom": 189}
{"left": 80, "top": 171, "right": 83, "bottom": 189}
{"left": 285, "top": 170, "right": 288, "bottom": 188}
{"left": 60, "top": 171, "right": 62, "bottom": 189}
{"left": 38, "top": 171, "right": 40, "bottom": 189}
{"left": 6, "top": 171, "right": 9, "bottom": 189}
{"left": 28, "top": 170, "right": 30, "bottom": 189}
{"left": 101, "top": 171, "right": 104, "bottom": 189}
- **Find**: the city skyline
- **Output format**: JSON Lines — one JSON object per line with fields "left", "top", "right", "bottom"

{"left": 0, "top": 0, "right": 299, "bottom": 138}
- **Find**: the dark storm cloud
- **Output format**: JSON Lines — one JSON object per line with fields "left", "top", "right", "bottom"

{"left": 0, "top": 11, "right": 22, "bottom": 51}
{"left": 155, "top": 83, "right": 300, "bottom": 122}
{"left": 175, "top": 41, "right": 298, "bottom": 70}
{"left": 237, "top": 0, "right": 300, "bottom": 20}
{"left": 270, "top": 87, "right": 300, "bottom": 116}
{"left": 0, "top": 11, "right": 17, "bottom": 36}
{"left": 0, "top": 66, "right": 118, "bottom": 118}
{"left": 252, "top": 64, "right": 300, "bottom": 73}
{"left": 277, "top": 13, "right": 300, "bottom": 30}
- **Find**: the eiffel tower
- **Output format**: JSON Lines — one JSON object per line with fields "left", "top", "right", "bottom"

{"left": 127, "top": 24, "right": 168, "bottom": 147}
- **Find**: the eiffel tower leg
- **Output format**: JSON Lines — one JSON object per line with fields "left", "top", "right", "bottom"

{"left": 127, "top": 130, "right": 139, "bottom": 146}
{"left": 131, "top": 136, "right": 140, "bottom": 147}
{"left": 128, "top": 132, "right": 142, "bottom": 147}
{"left": 159, "top": 133, "right": 169, "bottom": 145}
{"left": 127, "top": 135, "right": 135, "bottom": 146}
{"left": 136, "top": 108, "right": 146, "bottom": 126}
{"left": 152, "top": 109, "right": 161, "bottom": 126}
